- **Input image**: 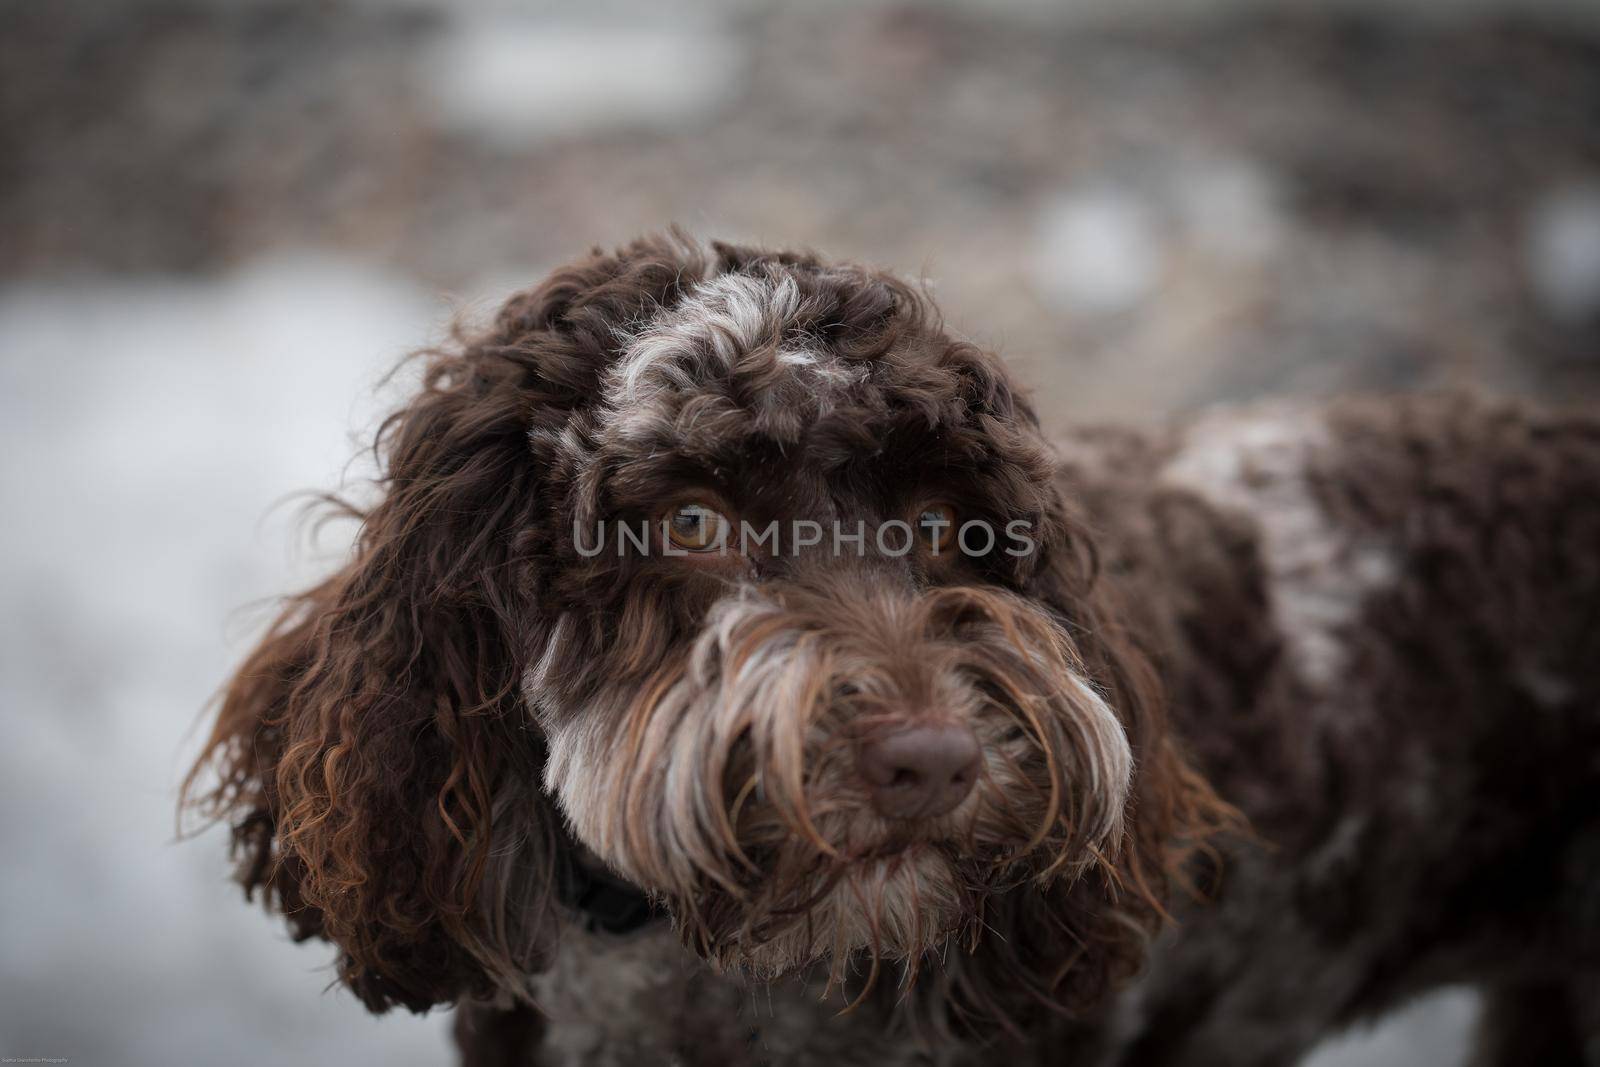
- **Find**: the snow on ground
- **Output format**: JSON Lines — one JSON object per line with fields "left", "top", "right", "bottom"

{"left": 0, "top": 258, "right": 451, "bottom": 1065}
{"left": 1305, "top": 989, "right": 1479, "bottom": 1067}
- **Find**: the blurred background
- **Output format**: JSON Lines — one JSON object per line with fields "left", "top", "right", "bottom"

{"left": 1, "top": 1, "right": 1597, "bottom": 1063}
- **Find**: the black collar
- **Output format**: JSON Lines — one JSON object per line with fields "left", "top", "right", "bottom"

{"left": 562, "top": 855, "right": 659, "bottom": 936}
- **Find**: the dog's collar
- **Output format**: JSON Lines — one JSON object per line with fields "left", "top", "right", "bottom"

{"left": 562, "top": 854, "right": 659, "bottom": 937}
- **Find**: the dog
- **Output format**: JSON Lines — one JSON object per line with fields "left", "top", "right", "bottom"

{"left": 184, "top": 234, "right": 1600, "bottom": 1066}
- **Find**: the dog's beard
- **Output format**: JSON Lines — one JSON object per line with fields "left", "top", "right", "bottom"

{"left": 532, "top": 583, "right": 1133, "bottom": 982}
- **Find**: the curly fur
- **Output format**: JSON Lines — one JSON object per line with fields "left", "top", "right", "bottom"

{"left": 184, "top": 234, "right": 1600, "bottom": 1066}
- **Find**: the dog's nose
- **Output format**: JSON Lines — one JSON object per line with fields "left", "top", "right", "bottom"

{"left": 858, "top": 720, "right": 981, "bottom": 819}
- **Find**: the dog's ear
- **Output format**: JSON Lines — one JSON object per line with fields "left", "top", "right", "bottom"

{"left": 181, "top": 233, "right": 712, "bottom": 1012}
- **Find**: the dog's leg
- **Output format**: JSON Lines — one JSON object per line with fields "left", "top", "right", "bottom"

{"left": 453, "top": 999, "right": 545, "bottom": 1067}
{"left": 1469, "top": 983, "right": 1588, "bottom": 1067}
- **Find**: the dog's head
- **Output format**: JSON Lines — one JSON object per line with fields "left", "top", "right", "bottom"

{"left": 185, "top": 234, "right": 1227, "bottom": 1024}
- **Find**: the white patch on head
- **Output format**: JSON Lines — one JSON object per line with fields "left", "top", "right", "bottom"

{"left": 612, "top": 273, "right": 803, "bottom": 404}
{"left": 604, "top": 271, "right": 868, "bottom": 440}
{"left": 1162, "top": 408, "right": 1397, "bottom": 689}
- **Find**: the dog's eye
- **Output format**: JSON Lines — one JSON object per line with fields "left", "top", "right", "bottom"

{"left": 663, "top": 501, "right": 729, "bottom": 552}
{"left": 915, "top": 502, "right": 957, "bottom": 554}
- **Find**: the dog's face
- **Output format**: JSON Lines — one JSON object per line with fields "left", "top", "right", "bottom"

{"left": 519, "top": 255, "right": 1132, "bottom": 978}
{"left": 188, "top": 235, "right": 1220, "bottom": 1019}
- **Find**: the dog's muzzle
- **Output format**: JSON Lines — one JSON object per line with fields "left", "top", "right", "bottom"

{"left": 529, "top": 573, "right": 1134, "bottom": 974}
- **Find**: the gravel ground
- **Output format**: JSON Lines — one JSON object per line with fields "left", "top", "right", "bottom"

{"left": 4, "top": 1, "right": 1598, "bottom": 420}
{"left": 1, "top": 2, "right": 1595, "bottom": 1063}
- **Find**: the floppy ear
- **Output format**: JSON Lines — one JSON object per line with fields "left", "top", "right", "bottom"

{"left": 181, "top": 232, "right": 713, "bottom": 1012}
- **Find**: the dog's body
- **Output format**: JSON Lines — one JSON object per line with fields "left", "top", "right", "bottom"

{"left": 186, "top": 237, "right": 1600, "bottom": 1066}
{"left": 1067, "top": 404, "right": 1600, "bottom": 1067}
